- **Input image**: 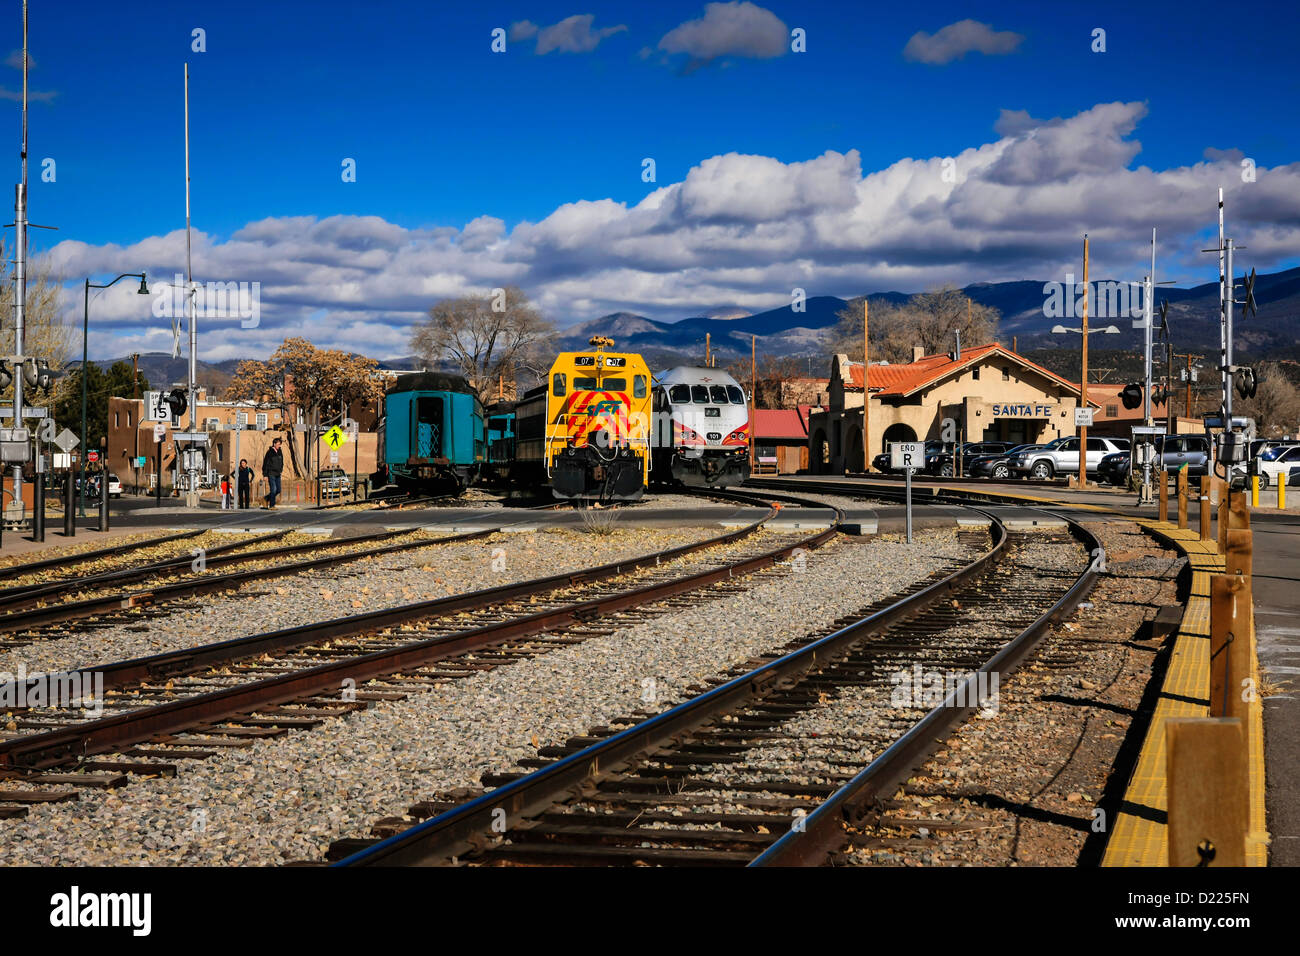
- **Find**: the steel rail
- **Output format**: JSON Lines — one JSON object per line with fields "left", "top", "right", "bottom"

{"left": 0, "top": 529, "right": 297, "bottom": 607}
{"left": 0, "top": 496, "right": 827, "bottom": 770}
{"left": 0, "top": 527, "right": 423, "bottom": 611}
{"left": 0, "top": 528, "right": 205, "bottom": 584}
{"left": 0, "top": 527, "right": 505, "bottom": 632}
{"left": 751, "top": 513, "right": 1103, "bottom": 866}
{"left": 334, "top": 504, "right": 1000, "bottom": 867}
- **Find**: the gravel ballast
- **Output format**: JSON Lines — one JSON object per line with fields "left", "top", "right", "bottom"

{"left": 0, "top": 528, "right": 979, "bottom": 865}
{"left": 0, "top": 528, "right": 731, "bottom": 678}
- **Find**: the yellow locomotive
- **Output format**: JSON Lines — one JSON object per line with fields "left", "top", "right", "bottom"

{"left": 514, "top": 337, "right": 652, "bottom": 500}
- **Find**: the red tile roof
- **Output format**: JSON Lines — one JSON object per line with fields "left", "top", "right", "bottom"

{"left": 753, "top": 408, "right": 808, "bottom": 440}
{"left": 844, "top": 344, "right": 1095, "bottom": 403}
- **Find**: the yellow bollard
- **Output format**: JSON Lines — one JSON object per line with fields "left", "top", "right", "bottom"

{"left": 1280, "top": 478, "right": 1287, "bottom": 511}
{"left": 1251, "top": 475, "right": 1259, "bottom": 508}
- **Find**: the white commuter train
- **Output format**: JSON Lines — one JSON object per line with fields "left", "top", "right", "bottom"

{"left": 650, "top": 366, "right": 752, "bottom": 487}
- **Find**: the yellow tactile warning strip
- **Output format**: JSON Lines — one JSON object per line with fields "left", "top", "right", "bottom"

{"left": 1100, "top": 522, "right": 1268, "bottom": 866}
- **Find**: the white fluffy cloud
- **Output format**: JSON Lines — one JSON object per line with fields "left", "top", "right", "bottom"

{"left": 904, "top": 19, "right": 1024, "bottom": 65}
{"left": 657, "top": 1, "right": 787, "bottom": 69}
{"left": 48, "top": 101, "right": 1300, "bottom": 361}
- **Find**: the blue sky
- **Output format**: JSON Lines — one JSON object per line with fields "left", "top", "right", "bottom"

{"left": 8, "top": 0, "right": 1300, "bottom": 358}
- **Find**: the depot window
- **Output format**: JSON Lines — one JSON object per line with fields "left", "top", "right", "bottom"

{"left": 669, "top": 384, "right": 690, "bottom": 403}
{"left": 552, "top": 373, "right": 567, "bottom": 396}
{"left": 1002, "top": 367, "right": 1010, "bottom": 381}
{"left": 1106, "top": 404, "right": 1118, "bottom": 417}
{"left": 691, "top": 385, "right": 708, "bottom": 404}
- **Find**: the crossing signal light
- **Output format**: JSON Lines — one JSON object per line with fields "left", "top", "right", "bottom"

{"left": 165, "top": 388, "right": 188, "bottom": 418}
{"left": 1152, "top": 386, "right": 1169, "bottom": 407}
{"left": 1120, "top": 383, "right": 1143, "bottom": 410}
{"left": 1236, "top": 367, "right": 1258, "bottom": 400}
{"left": 33, "top": 359, "right": 60, "bottom": 393}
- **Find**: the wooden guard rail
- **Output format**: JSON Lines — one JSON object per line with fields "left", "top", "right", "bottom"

{"left": 1166, "top": 483, "right": 1257, "bottom": 866}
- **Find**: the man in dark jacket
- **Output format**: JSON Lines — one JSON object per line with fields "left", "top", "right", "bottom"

{"left": 262, "top": 438, "right": 284, "bottom": 508}
{"left": 237, "top": 459, "right": 254, "bottom": 509}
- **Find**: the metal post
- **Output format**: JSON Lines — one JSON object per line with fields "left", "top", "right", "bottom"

{"left": 863, "top": 299, "right": 870, "bottom": 473}
{"left": 99, "top": 459, "right": 109, "bottom": 531}
{"left": 11, "top": 4, "right": 29, "bottom": 525}
{"left": 1079, "top": 236, "right": 1089, "bottom": 489}
{"left": 184, "top": 63, "right": 199, "bottom": 508}
{"left": 79, "top": 279, "right": 89, "bottom": 517}
{"left": 904, "top": 465, "right": 913, "bottom": 544}
{"left": 32, "top": 472, "right": 43, "bottom": 541}
{"left": 155, "top": 440, "right": 162, "bottom": 507}
{"left": 63, "top": 466, "right": 74, "bottom": 536}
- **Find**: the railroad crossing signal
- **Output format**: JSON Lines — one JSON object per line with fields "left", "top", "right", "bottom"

{"left": 323, "top": 425, "right": 348, "bottom": 450}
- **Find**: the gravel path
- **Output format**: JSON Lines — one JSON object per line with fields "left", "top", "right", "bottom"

{"left": 0, "top": 528, "right": 979, "bottom": 865}
{"left": 0, "top": 527, "right": 719, "bottom": 677}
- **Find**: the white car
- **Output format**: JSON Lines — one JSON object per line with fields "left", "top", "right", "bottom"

{"left": 107, "top": 473, "right": 122, "bottom": 498}
{"left": 1233, "top": 444, "right": 1300, "bottom": 489}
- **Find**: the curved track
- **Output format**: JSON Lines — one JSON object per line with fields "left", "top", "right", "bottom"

{"left": 332, "top": 492, "right": 1101, "bottom": 867}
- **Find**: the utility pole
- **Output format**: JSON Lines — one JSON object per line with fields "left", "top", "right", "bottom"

{"left": 1174, "top": 352, "right": 1203, "bottom": 419}
{"left": 10, "top": 1, "right": 29, "bottom": 523}
{"left": 862, "top": 298, "right": 870, "bottom": 472}
{"left": 183, "top": 63, "right": 201, "bottom": 507}
{"left": 705, "top": 333, "right": 710, "bottom": 369}
{"left": 1079, "top": 235, "right": 1090, "bottom": 490}
{"left": 749, "top": 334, "right": 755, "bottom": 475}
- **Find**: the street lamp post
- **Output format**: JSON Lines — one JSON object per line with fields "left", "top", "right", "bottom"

{"left": 80, "top": 273, "right": 149, "bottom": 517}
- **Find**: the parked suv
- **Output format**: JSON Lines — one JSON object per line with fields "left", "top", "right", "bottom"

{"left": 1103, "top": 435, "right": 1211, "bottom": 487}
{"left": 1009, "top": 437, "right": 1129, "bottom": 479}
{"left": 968, "top": 443, "right": 1042, "bottom": 480}
{"left": 1231, "top": 444, "right": 1300, "bottom": 489}
{"left": 927, "top": 441, "right": 1015, "bottom": 477}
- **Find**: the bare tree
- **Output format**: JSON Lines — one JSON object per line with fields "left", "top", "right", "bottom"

{"left": 0, "top": 238, "right": 72, "bottom": 405}
{"left": 1236, "top": 362, "right": 1300, "bottom": 437}
{"left": 411, "top": 286, "right": 555, "bottom": 402}
{"left": 831, "top": 288, "right": 1000, "bottom": 364}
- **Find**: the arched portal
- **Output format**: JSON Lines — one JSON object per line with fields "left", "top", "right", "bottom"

{"left": 881, "top": 423, "right": 918, "bottom": 456}
{"left": 811, "top": 429, "right": 830, "bottom": 474}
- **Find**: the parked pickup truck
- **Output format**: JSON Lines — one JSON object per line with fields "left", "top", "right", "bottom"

{"left": 318, "top": 467, "right": 351, "bottom": 498}
{"left": 1008, "top": 436, "right": 1129, "bottom": 479}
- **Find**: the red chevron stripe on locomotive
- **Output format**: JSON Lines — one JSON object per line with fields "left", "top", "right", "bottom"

{"left": 564, "top": 391, "right": 630, "bottom": 445}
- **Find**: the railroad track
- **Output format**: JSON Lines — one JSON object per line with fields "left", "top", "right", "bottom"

{"left": 328, "top": 503, "right": 1100, "bottom": 867}
{"left": 0, "top": 490, "right": 838, "bottom": 808}
{"left": 0, "top": 526, "right": 501, "bottom": 641}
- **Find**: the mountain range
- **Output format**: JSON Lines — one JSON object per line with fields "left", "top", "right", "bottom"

{"left": 89, "top": 266, "right": 1300, "bottom": 393}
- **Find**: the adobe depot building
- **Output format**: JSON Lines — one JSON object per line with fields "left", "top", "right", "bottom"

{"left": 808, "top": 344, "right": 1097, "bottom": 473}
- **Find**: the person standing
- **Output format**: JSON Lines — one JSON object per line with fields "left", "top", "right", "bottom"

{"left": 220, "top": 473, "right": 232, "bottom": 509}
{"left": 262, "top": 437, "right": 284, "bottom": 509}
{"left": 237, "top": 458, "right": 254, "bottom": 509}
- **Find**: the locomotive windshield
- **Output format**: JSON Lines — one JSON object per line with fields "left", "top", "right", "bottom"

{"left": 709, "top": 386, "right": 728, "bottom": 404}
{"left": 727, "top": 385, "right": 745, "bottom": 404}
{"left": 601, "top": 377, "right": 627, "bottom": 391}
{"left": 573, "top": 377, "right": 598, "bottom": 389}
{"left": 669, "top": 385, "right": 690, "bottom": 403}
{"left": 691, "top": 385, "right": 708, "bottom": 404}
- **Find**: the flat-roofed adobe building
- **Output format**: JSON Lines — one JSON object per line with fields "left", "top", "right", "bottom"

{"left": 808, "top": 344, "right": 1100, "bottom": 473}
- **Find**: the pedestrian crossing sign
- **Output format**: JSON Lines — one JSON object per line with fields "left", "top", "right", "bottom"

{"left": 323, "top": 426, "right": 348, "bottom": 450}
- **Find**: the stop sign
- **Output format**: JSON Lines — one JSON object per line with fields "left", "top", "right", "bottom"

{"left": 87, "top": 451, "right": 100, "bottom": 463}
